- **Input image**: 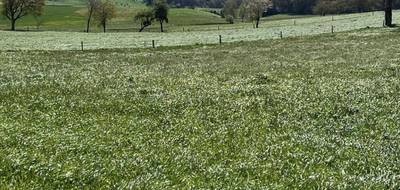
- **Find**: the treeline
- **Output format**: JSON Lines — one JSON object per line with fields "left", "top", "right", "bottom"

{"left": 143, "top": 0, "right": 225, "bottom": 8}
{"left": 276, "top": 0, "right": 400, "bottom": 14}
{"left": 145, "top": 0, "right": 399, "bottom": 15}
{"left": 220, "top": 0, "right": 395, "bottom": 26}
{"left": 249, "top": 0, "right": 397, "bottom": 15}
{"left": 312, "top": 0, "right": 380, "bottom": 15}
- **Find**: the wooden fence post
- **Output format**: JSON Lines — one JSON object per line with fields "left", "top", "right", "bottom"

{"left": 152, "top": 40, "right": 155, "bottom": 48}
{"left": 280, "top": 31, "right": 283, "bottom": 39}
{"left": 219, "top": 35, "right": 222, "bottom": 44}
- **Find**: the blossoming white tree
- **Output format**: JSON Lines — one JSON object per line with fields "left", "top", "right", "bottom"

{"left": 242, "top": 0, "right": 272, "bottom": 28}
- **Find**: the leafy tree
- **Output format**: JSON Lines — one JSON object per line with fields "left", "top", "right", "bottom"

{"left": 94, "top": 0, "right": 116, "bottom": 33}
{"left": 2, "top": 0, "right": 45, "bottom": 31}
{"left": 135, "top": 9, "right": 154, "bottom": 32}
{"left": 223, "top": 0, "right": 237, "bottom": 20}
{"left": 153, "top": 0, "right": 168, "bottom": 32}
{"left": 238, "top": 3, "right": 246, "bottom": 21}
{"left": 242, "top": 0, "right": 272, "bottom": 28}
{"left": 86, "top": 0, "right": 100, "bottom": 33}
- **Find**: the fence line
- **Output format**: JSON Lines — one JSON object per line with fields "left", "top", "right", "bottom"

{"left": 0, "top": 12, "right": 384, "bottom": 51}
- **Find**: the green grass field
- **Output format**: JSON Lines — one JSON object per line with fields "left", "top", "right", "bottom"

{"left": 1, "top": 1, "right": 400, "bottom": 188}
{"left": 1, "top": 27, "right": 400, "bottom": 189}
{"left": 0, "top": 3, "right": 225, "bottom": 32}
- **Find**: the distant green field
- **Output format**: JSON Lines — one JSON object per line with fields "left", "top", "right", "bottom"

{"left": 1, "top": 28, "right": 400, "bottom": 189}
{"left": 47, "top": 0, "right": 143, "bottom": 6}
{"left": 0, "top": 10, "right": 390, "bottom": 50}
{"left": 0, "top": 3, "right": 226, "bottom": 32}
{"left": 0, "top": 5, "right": 85, "bottom": 31}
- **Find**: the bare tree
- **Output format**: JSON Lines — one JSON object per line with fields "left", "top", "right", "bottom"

{"left": 384, "top": 0, "right": 393, "bottom": 27}
{"left": 241, "top": 0, "right": 272, "bottom": 28}
{"left": 135, "top": 9, "right": 154, "bottom": 32}
{"left": 86, "top": 0, "right": 99, "bottom": 33}
{"left": 94, "top": 0, "right": 116, "bottom": 33}
{"left": 2, "top": 0, "right": 45, "bottom": 31}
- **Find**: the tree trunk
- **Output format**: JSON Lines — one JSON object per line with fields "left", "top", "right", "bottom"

{"left": 11, "top": 19, "right": 16, "bottom": 31}
{"left": 139, "top": 25, "right": 147, "bottom": 32}
{"left": 103, "top": 22, "right": 106, "bottom": 33}
{"left": 255, "top": 17, "right": 260, "bottom": 28}
{"left": 160, "top": 20, "right": 164, "bottom": 32}
{"left": 86, "top": 8, "right": 93, "bottom": 33}
{"left": 385, "top": 0, "right": 393, "bottom": 27}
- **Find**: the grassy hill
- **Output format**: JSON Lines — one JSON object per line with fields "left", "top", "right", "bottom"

{"left": 0, "top": 0, "right": 226, "bottom": 32}
{"left": 1, "top": 27, "right": 400, "bottom": 188}
{"left": 47, "top": 0, "right": 143, "bottom": 6}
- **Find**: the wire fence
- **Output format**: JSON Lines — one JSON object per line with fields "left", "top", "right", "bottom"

{"left": 0, "top": 11, "right": 391, "bottom": 51}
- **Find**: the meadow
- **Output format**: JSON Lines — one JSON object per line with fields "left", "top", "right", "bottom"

{"left": 1, "top": 26, "right": 400, "bottom": 188}
{"left": 0, "top": 2, "right": 226, "bottom": 32}
{"left": 0, "top": 10, "right": 398, "bottom": 50}
{"left": 1, "top": 0, "right": 400, "bottom": 188}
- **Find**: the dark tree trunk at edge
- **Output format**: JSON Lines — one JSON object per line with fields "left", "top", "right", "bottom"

{"left": 160, "top": 20, "right": 164, "bottom": 32}
{"left": 86, "top": 8, "right": 93, "bottom": 33}
{"left": 385, "top": 0, "right": 393, "bottom": 27}
{"left": 139, "top": 25, "right": 149, "bottom": 32}
{"left": 11, "top": 19, "right": 16, "bottom": 31}
{"left": 255, "top": 17, "right": 260, "bottom": 28}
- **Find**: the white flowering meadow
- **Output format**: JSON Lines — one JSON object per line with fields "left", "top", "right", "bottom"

{"left": 0, "top": 11, "right": 399, "bottom": 50}
{"left": 0, "top": 20, "right": 399, "bottom": 189}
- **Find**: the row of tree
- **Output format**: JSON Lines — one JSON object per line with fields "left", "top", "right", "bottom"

{"left": 141, "top": 0, "right": 400, "bottom": 15}
{"left": 266, "top": 0, "right": 400, "bottom": 15}
{"left": 223, "top": 0, "right": 392, "bottom": 18}
{"left": 87, "top": 0, "right": 170, "bottom": 32}
{"left": 222, "top": 0, "right": 396, "bottom": 26}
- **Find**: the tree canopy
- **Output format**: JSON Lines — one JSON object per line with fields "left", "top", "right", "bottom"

{"left": 154, "top": 0, "right": 169, "bottom": 32}
{"left": 2, "top": 0, "right": 45, "bottom": 31}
